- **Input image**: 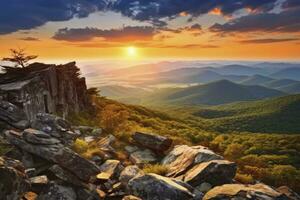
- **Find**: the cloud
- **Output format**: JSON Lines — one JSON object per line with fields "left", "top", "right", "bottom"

{"left": 0, "top": 0, "right": 107, "bottom": 35}
{"left": 18, "top": 37, "right": 40, "bottom": 41}
{"left": 0, "top": 0, "right": 280, "bottom": 34}
{"left": 210, "top": 7, "right": 300, "bottom": 33}
{"left": 74, "top": 41, "right": 218, "bottom": 49}
{"left": 52, "top": 26, "right": 157, "bottom": 42}
{"left": 239, "top": 38, "right": 299, "bottom": 44}
{"left": 110, "top": 0, "right": 278, "bottom": 25}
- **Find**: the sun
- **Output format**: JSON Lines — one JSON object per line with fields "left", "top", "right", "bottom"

{"left": 126, "top": 46, "right": 138, "bottom": 57}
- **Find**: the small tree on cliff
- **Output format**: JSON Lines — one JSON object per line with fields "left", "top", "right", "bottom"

{"left": 1, "top": 48, "right": 37, "bottom": 68}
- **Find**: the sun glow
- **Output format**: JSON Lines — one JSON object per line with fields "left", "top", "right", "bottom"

{"left": 126, "top": 46, "right": 138, "bottom": 57}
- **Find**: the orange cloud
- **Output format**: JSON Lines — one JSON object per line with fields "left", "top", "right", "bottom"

{"left": 210, "top": 8, "right": 222, "bottom": 15}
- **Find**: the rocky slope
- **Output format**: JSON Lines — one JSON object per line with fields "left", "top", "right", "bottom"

{"left": 0, "top": 63, "right": 299, "bottom": 200}
{"left": 0, "top": 105, "right": 299, "bottom": 200}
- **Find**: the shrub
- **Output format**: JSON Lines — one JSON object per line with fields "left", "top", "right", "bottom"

{"left": 72, "top": 139, "right": 88, "bottom": 154}
{"left": 235, "top": 173, "right": 254, "bottom": 184}
{"left": 143, "top": 164, "right": 170, "bottom": 176}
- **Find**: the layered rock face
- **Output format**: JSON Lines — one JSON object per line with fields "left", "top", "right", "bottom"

{"left": 0, "top": 62, "right": 90, "bottom": 121}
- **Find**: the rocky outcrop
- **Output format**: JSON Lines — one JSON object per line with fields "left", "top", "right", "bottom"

{"left": 162, "top": 145, "right": 223, "bottom": 177}
{"left": 31, "top": 113, "right": 80, "bottom": 144}
{"left": 36, "top": 182, "right": 77, "bottom": 200}
{"left": 119, "top": 165, "right": 145, "bottom": 188}
{"left": 132, "top": 132, "right": 173, "bottom": 153}
{"left": 96, "top": 159, "right": 122, "bottom": 181}
{"left": 203, "top": 183, "right": 290, "bottom": 200}
{"left": 129, "top": 148, "right": 158, "bottom": 165}
{"left": 0, "top": 62, "right": 91, "bottom": 121}
{"left": 0, "top": 156, "right": 30, "bottom": 200}
{"left": 0, "top": 100, "right": 29, "bottom": 129}
{"left": 5, "top": 129, "right": 100, "bottom": 182}
{"left": 128, "top": 173, "right": 194, "bottom": 200}
{"left": 183, "top": 160, "right": 237, "bottom": 187}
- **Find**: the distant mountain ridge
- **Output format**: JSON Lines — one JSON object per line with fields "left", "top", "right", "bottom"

{"left": 144, "top": 80, "right": 286, "bottom": 105}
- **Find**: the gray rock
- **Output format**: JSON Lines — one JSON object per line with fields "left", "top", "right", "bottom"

{"left": 23, "top": 128, "right": 60, "bottom": 145}
{"left": 91, "top": 156, "right": 103, "bottom": 166}
{"left": 128, "top": 173, "right": 194, "bottom": 200}
{"left": 162, "top": 145, "right": 223, "bottom": 177}
{"left": 37, "top": 182, "right": 77, "bottom": 200}
{"left": 5, "top": 129, "right": 100, "bottom": 182}
{"left": 49, "top": 164, "right": 87, "bottom": 187}
{"left": 195, "top": 182, "right": 212, "bottom": 194}
{"left": 0, "top": 156, "right": 30, "bottom": 200}
{"left": 125, "top": 146, "right": 139, "bottom": 154}
{"left": 0, "top": 62, "right": 91, "bottom": 122}
{"left": 130, "top": 149, "right": 158, "bottom": 165}
{"left": 29, "top": 175, "right": 49, "bottom": 185}
{"left": 184, "top": 160, "right": 237, "bottom": 187}
{"left": 203, "top": 183, "right": 290, "bottom": 200}
{"left": 0, "top": 100, "right": 29, "bottom": 129}
{"left": 31, "top": 113, "right": 78, "bottom": 143}
{"left": 132, "top": 132, "right": 172, "bottom": 153}
{"left": 122, "top": 195, "right": 142, "bottom": 200}
{"left": 119, "top": 165, "right": 144, "bottom": 187}
{"left": 84, "top": 136, "right": 95, "bottom": 143}
{"left": 97, "top": 160, "right": 121, "bottom": 181}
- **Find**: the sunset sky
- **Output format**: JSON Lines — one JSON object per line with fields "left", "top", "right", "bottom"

{"left": 1, "top": 0, "right": 300, "bottom": 61}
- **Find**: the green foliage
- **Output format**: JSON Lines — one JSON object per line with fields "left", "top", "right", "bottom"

{"left": 69, "top": 95, "right": 300, "bottom": 192}
{"left": 167, "top": 94, "right": 300, "bottom": 134}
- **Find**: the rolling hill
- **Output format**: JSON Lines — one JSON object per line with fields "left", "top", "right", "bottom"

{"left": 263, "top": 79, "right": 299, "bottom": 89}
{"left": 270, "top": 68, "right": 300, "bottom": 80}
{"left": 239, "top": 74, "right": 274, "bottom": 85}
{"left": 213, "top": 64, "right": 265, "bottom": 75}
{"left": 189, "top": 94, "right": 300, "bottom": 134}
{"left": 145, "top": 80, "right": 286, "bottom": 105}
{"left": 277, "top": 82, "right": 300, "bottom": 94}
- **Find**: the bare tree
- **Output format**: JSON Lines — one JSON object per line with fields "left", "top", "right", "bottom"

{"left": 2, "top": 48, "right": 38, "bottom": 68}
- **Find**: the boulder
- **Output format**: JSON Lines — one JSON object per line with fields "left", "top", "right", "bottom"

{"left": 29, "top": 175, "right": 49, "bottom": 193}
{"left": 129, "top": 149, "right": 158, "bottom": 165}
{"left": 119, "top": 165, "right": 145, "bottom": 187}
{"left": 49, "top": 164, "right": 87, "bottom": 187}
{"left": 184, "top": 160, "right": 236, "bottom": 187}
{"left": 0, "top": 100, "right": 29, "bottom": 129}
{"left": 5, "top": 129, "right": 100, "bottom": 182}
{"left": 36, "top": 182, "right": 77, "bottom": 200}
{"left": 23, "top": 129, "right": 60, "bottom": 145}
{"left": 29, "top": 175, "right": 49, "bottom": 185}
{"left": 97, "top": 160, "right": 121, "bottom": 181}
{"left": 132, "top": 132, "right": 172, "bottom": 153}
{"left": 0, "top": 156, "right": 30, "bottom": 200}
{"left": 162, "top": 145, "right": 223, "bottom": 177}
{"left": 124, "top": 146, "right": 139, "bottom": 154}
{"left": 128, "top": 173, "right": 194, "bottom": 200}
{"left": 98, "top": 134, "right": 116, "bottom": 150}
{"left": 203, "top": 183, "right": 290, "bottom": 200}
{"left": 122, "top": 195, "right": 142, "bottom": 200}
{"left": 31, "top": 113, "right": 78, "bottom": 143}
{"left": 276, "top": 186, "right": 300, "bottom": 200}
